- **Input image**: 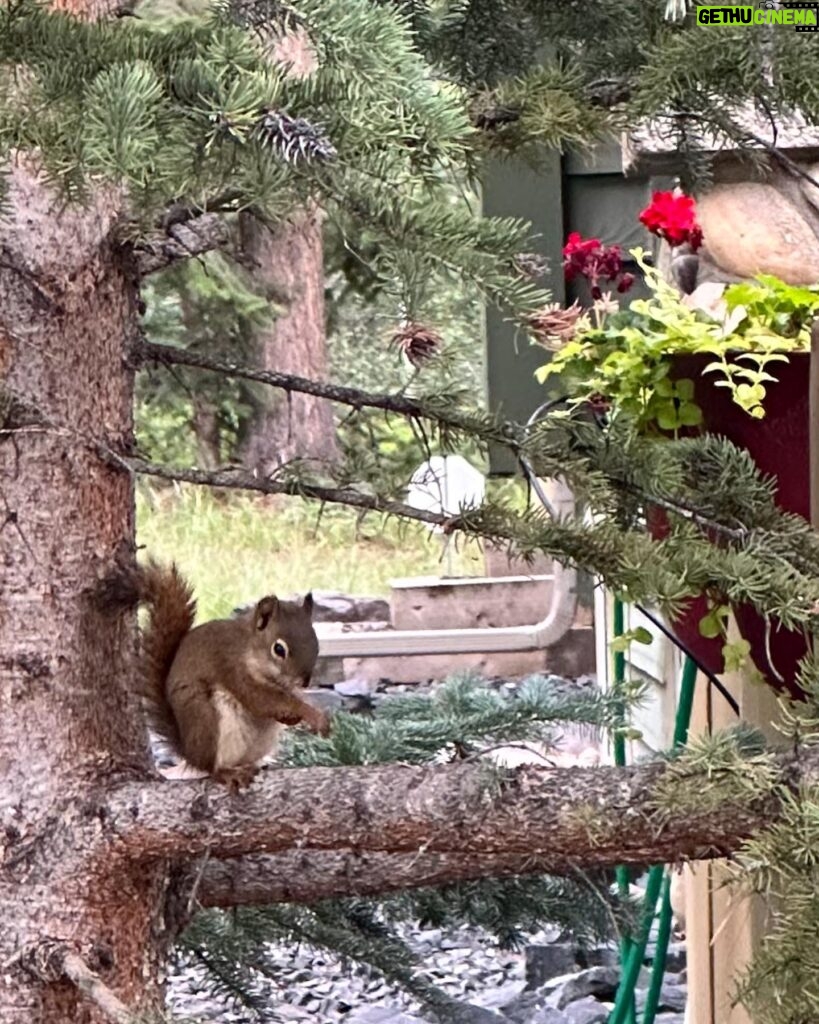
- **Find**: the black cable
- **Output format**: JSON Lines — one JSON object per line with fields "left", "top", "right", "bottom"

{"left": 633, "top": 604, "right": 740, "bottom": 717}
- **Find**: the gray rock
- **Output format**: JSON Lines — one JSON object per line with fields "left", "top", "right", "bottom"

{"left": 656, "top": 983, "right": 687, "bottom": 1012}
{"left": 552, "top": 967, "right": 620, "bottom": 1009}
{"left": 648, "top": 942, "right": 686, "bottom": 975}
{"left": 308, "top": 591, "right": 391, "bottom": 623}
{"left": 562, "top": 996, "right": 611, "bottom": 1024}
{"left": 655, "top": 1016, "right": 685, "bottom": 1024}
{"left": 303, "top": 688, "right": 344, "bottom": 712}
{"left": 499, "top": 990, "right": 542, "bottom": 1023}
{"left": 635, "top": 981, "right": 687, "bottom": 1013}
{"left": 539, "top": 971, "right": 585, "bottom": 999}
{"left": 525, "top": 944, "right": 578, "bottom": 990}
{"left": 438, "top": 1005, "right": 510, "bottom": 1024}
{"left": 665, "top": 943, "right": 686, "bottom": 973}
{"left": 347, "top": 1008, "right": 429, "bottom": 1024}
{"left": 274, "top": 1008, "right": 315, "bottom": 1021}
{"left": 530, "top": 1009, "right": 566, "bottom": 1024}
{"left": 575, "top": 945, "right": 619, "bottom": 970}
{"left": 334, "top": 676, "right": 380, "bottom": 697}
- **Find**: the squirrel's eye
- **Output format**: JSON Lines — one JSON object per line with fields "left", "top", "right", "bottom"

{"left": 272, "top": 639, "right": 288, "bottom": 659}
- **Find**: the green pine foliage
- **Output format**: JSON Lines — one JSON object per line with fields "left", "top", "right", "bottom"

{"left": 179, "top": 883, "right": 617, "bottom": 1023}
{"left": 138, "top": 253, "right": 271, "bottom": 464}
{"left": 0, "top": 0, "right": 551, "bottom": 327}
{"left": 280, "top": 672, "right": 641, "bottom": 768}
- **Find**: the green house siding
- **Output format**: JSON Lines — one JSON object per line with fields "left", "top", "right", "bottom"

{"left": 483, "top": 151, "right": 564, "bottom": 475}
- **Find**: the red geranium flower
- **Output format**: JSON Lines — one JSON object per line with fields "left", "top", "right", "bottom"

{"left": 562, "top": 232, "right": 634, "bottom": 297}
{"left": 639, "top": 190, "right": 703, "bottom": 251}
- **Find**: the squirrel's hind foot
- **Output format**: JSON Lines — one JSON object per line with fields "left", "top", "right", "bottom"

{"left": 213, "top": 765, "right": 259, "bottom": 793}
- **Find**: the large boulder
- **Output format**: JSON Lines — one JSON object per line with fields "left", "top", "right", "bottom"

{"left": 697, "top": 181, "right": 819, "bottom": 285}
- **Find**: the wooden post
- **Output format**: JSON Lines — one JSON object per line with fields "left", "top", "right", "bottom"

{"left": 683, "top": 621, "right": 784, "bottom": 1024}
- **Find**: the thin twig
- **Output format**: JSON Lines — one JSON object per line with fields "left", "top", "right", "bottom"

{"left": 666, "top": 109, "right": 819, "bottom": 193}
{"left": 60, "top": 952, "right": 139, "bottom": 1024}
{"left": 186, "top": 844, "right": 213, "bottom": 916}
{"left": 24, "top": 943, "right": 139, "bottom": 1024}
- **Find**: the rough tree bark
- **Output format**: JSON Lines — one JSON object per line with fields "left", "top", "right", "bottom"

{"left": 0, "top": 157, "right": 166, "bottom": 1022}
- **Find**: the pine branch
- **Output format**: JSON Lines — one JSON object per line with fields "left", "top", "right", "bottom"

{"left": 282, "top": 675, "right": 625, "bottom": 769}
{"left": 157, "top": 190, "right": 246, "bottom": 231}
{"left": 664, "top": 108, "right": 819, "bottom": 194}
{"left": 133, "top": 214, "right": 232, "bottom": 276}
{"left": 123, "top": 454, "right": 452, "bottom": 527}
{"left": 258, "top": 902, "right": 507, "bottom": 1024}
{"left": 116, "top": 443, "right": 819, "bottom": 638}
{"left": 195, "top": 849, "right": 597, "bottom": 908}
{"left": 107, "top": 748, "right": 794, "bottom": 872}
{"left": 133, "top": 338, "right": 522, "bottom": 451}
{"left": 196, "top": 850, "right": 538, "bottom": 908}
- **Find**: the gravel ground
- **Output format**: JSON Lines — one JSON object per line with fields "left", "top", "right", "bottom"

{"left": 167, "top": 920, "right": 686, "bottom": 1023}
{"left": 167, "top": 922, "right": 552, "bottom": 1022}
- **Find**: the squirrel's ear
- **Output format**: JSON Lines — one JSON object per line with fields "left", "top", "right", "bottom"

{"left": 254, "top": 596, "right": 278, "bottom": 631}
{"left": 303, "top": 592, "right": 314, "bottom": 618}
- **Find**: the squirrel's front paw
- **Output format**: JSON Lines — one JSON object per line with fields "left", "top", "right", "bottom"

{"left": 308, "top": 707, "right": 331, "bottom": 737}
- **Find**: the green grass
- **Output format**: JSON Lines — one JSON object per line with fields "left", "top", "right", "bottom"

{"left": 136, "top": 483, "right": 485, "bottom": 621}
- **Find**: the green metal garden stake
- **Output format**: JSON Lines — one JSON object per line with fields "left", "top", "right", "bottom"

{"left": 612, "top": 598, "right": 636, "bottom": 1024}
{"left": 608, "top": 640, "right": 699, "bottom": 1024}
{"left": 640, "top": 654, "right": 698, "bottom": 1024}
{"left": 640, "top": 872, "right": 675, "bottom": 1024}
{"left": 610, "top": 865, "right": 665, "bottom": 1024}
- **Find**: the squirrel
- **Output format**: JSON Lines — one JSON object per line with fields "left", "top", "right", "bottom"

{"left": 124, "top": 561, "right": 330, "bottom": 787}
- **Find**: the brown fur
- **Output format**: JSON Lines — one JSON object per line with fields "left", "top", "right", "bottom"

{"left": 133, "top": 561, "right": 329, "bottom": 785}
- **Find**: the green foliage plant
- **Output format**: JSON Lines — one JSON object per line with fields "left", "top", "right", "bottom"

{"left": 537, "top": 250, "right": 819, "bottom": 433}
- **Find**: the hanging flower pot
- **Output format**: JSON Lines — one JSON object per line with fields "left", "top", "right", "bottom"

{"left": 643, "top": 504, "right": 727, "bottom": 676}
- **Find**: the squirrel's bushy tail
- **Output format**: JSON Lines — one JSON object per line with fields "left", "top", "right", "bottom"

{"left": 135, "top": 561, "right": 196, "bottom": 754}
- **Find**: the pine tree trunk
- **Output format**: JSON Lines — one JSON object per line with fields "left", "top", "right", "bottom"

{"left": 240, "top": 207, "right": 339, "bottom": 474}
{"left": 0, "top": 160, "right": 166, "bottom": 1023}
{"left": 178, "top": 290, "right": 222, "bottom": 470}
{"left": 191, "top": 394, "right": 222, "bottom": 470}
{"left": 238, "top": 27, "right": 338, "bottom": 474}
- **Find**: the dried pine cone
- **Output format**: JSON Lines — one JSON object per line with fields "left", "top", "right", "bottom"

{"left": 256, "top": 111, "right": 337, "bottom": 163}
{"left": 391, "top": 322, "right": 442, "bottom": 368}
{"left": 528, "top": 301, "right": 588, "bottom": 349}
